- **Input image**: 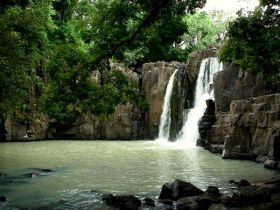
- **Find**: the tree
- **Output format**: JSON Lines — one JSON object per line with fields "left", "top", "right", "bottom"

{"left": 219, "top": 0, "right": 280, "bottom": 82}
{"left": 1, "top": 0, "right": 208, "bottom": 125}
{"left": 0, "top": 0, "right": 54, "bottom": 118}
{"left": 39, "top": 0, "right": 207, "bottom": 124}
{"left": 181, "top": 11, "right": 227, "bottom": 53}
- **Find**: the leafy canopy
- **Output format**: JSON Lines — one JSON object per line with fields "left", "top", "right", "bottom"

{"left": 219, "top": 0, "right": 280, "bottom": 82}
{"left": 1, "top": 0, "right": 215, "bottom": 124}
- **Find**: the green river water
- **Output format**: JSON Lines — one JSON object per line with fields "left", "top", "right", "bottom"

{"left": 0, "top": 141, "right": 275, "bottom": 209}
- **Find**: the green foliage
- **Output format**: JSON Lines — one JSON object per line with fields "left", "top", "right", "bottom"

{"left": 181, "top": 11, "right": 226, "bottom": 52}
{"left": 0, "top": 1, "right": 54, "bottom": 118}
{"left": 39, "top": 43, "right": 90, "bottom": 124}
{"left": 84, "top": 0, "right": 207, "bottom": 66}
{"left": 219, "top": 1, "right": 280, "bottom": 82}
{"left": 1, "top": 0, "right": 210, "bottom": 124}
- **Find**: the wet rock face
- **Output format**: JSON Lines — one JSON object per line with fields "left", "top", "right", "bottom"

{"left": 214, "top": 65, "right": 267, "bottom": 113}
{"left": 3, "top": 64, "right": 144, "bottom": 141}
{"left": 200, "top": 92, "right": 280, "bottom": 166}
{"left": 198, "top": 58, "right": 280, "bottom": 167}
{"left": 141, "top": 62, "right": 188, "bottom": 139}
{"left": 222, "top": 94, "right": 280, "bottom": 162}
{"left": 141, "top": 49, "right": 217, "bottom": 140}
{"left": 198, "top": 99, "right": 217, "bottom": 149}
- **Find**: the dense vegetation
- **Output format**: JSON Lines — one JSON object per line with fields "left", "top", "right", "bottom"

{"left": 4, "top": 0, "right": 278, "bottom": 125}
{"left": 219, "top": 0, "right": 280, "bottom": 83}
{"left": 2, "top": 0, "right": 227, "bottom": 124}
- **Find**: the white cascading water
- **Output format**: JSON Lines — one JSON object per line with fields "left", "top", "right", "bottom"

{"left": 177, "top": 57, "right": 222, "bottom": 147}
{"left": 157, "top": 69, "right": 178, "bottom": 142}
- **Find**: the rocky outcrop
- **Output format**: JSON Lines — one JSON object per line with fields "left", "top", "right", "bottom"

{"left": 198, "top": 60, "right": 280, "bottom": 168}
{"left": 199, "top": 92, "right": 280, "bottom": 167}
{"left": 99, "top": 176, "right": 279, "bottom": 210}
{"left": 102, "top": 176, "right": 280, "bottom": 210}
{"left": 3, "top": 64, "right": 144, "bottom": 141}
{"left": 141, "top": 61, "right": 191, "bottom": 139}
{"left": 45, "top": 103, "right": 143, "bottom": 140}
{"left": 214, "top": 64, "right": 267, "bottom": 112}
{"left": 222, "top": 94, "right": 280, "bottom": 161}
{"left": 141, "top": 48, "right": 217, "bottom": 140}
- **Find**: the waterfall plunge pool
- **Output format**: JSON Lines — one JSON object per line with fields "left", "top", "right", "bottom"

{"left": 0, "top": 141, "right": 274, "bottom": 209}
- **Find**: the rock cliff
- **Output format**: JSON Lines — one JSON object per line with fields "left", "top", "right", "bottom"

{"left": 141, "top": 61, "right": 188, "bottom": 139}
{"left": 3, "top": 65, "right": 144, "bottom": 141}
{"left": 141, "top": 48, "right": 217, "bottom": 139}
{"left": 199, "top": 62, "right": 280, "bottom": 169}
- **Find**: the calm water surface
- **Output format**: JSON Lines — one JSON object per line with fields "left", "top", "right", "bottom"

{"left": 0, "top": 141, "right": 275, "bottom": 209}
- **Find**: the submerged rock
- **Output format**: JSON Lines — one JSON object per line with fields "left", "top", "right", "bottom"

{"left": 0, "top": 172, "right": 6, "bottom": 178}
{"left": 0, "top": 196, "right": 7, "bottom": 202}
{"left": 36, "top": 168, "right": 55, "bottom": 173}
{"left": 22, "top": 172, "right": 40, "bottom": 178}
{"left": 229, "top": 179, "right": 251, "bottom": 187}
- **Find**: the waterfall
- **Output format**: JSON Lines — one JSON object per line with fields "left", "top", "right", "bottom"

{"left": 177, "top": 57, "right": 222, "bottom": 147}
{"left": 157, "top": 69, "right": 178, "bottom": 142}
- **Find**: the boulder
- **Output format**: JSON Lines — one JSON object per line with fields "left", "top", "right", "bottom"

{"left": 176, "top": 194, "right": 219, "bottom": 210}
{"left": 22, "top": 172, "right": 40, "bottom": 178}
{"left": 159, "top": 180, "right": 204, "bottom": 201}
{"left": 0, "top": 196, "right": 7, "bottom": 202}
{"left": 264, "top": 159, "right": 279, "bottom": 170}
{"left": 229, "top": 179, "right": 251, "bottom": 187}
{"left": 158, "top": 199, "right": 173, "bottom": 206}
{"left": 143, "top": 197, "right": 155, "bottom": 207}
{"left": 159, "top": 183, "right": 173, "bottom": 200}
{"left": 206, "top": 186, "right": 220, "bottom": 196}
{"left": 0, "top": 172, "right": 6, "bottom": 178}
{"left": 172, "top": 180, "right": 204, "bottom": 200}
{"left": 102, "top": 194, "right": 141, "bottom": 210}
{"left": 232, "top": 186, "right": 271, "bottom": 204}
{"left": 176, "top": 196, "right": 199, "bottom": 210}
{"left": 208, "top": 204, "right": 227, "bottom": 210}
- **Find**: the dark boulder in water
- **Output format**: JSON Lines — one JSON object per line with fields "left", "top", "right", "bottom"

{"left": 0, "top": 196, "right": 7, "bottom": 202}
{"left": 0, "top": 172, "right": 7, "bottom": 178}
{"left": 29, "top": 168, "right": 55, "bottom": 173}
{"left": 22, "top": 172, "right": 40, "bottom": 178}
{"left": 159, "top": 179, "right": 204, "bottom": 201}
{"left": 229, "top": 179, "right": 251, "bottom": 187}
{"left": 206, "top": 186, "right": 220, "bottom": 196}
{"left": 143, "top": 197, "right": 155, "bottom": 207}
{"left": 102, "top": 194, "right": 141, "bottom": 210}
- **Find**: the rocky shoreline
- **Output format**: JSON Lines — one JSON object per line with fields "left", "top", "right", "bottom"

{"left": 1, "top": 168, "right": 279, "bottom": 209}
{"left": 102, "top": 175, "right": 280, "bottom": 210}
